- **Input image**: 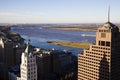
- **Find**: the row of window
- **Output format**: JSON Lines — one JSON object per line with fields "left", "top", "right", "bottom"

{"left": 78, "top": 65, "right": 109, "bottom": 79}
{"left": 92, "top": 49, "right": 110, "bottom": 54}
{"left": 22, "top": 63, "right": 36, "bottom": 67}
{"left": 28, "top": 66, "right": 36, "bottom": 72}
{"left": 86, "top": 50, "right": 110, "bottom": 56}
{"left": 28, "top": 74, "right": 36, "bottom": 79}
{"left": 79, "top": 56, "right": 100, "bottom": 64}
{"left": 78, "top": 68, "right": 98, "bottom": 80}
{"left": 21, "top": 67, "right": 26, "bottom": 71}
{"left": 78, "top": 63, "right": 99, "bottom": 72}
{"left": 99, "top": 29, "right": 110, "bottom": 32}
{"left": 24, "top": 59, "right": 36, "bottom": 63}
{"left": 92, "top": 45, "right": 110, "bottom": 50}
{"left": 79, "top": 56, "right": 110, "bottom": 68}
{"left": 28, "top": 72, "right": 36, "bottom": 75}
{"left": 27, "top": 63, "right": 36, "bottom": 67}
{"left": 86, "top": 53, "right": 110, "bottom": 61}
{"left": 99, "top": 41, "right": 110, "bottom": 46}
{"left": 79, "top": 56, "right": 100, "bottom": 63}
{"left": 78, "top": 64, "right": 109, "bottom": 79}
{"left": 86, "top": 53, "right": 106, "bottom": 59}
{"left": 78, "top": 58, "right": 99, "bottom": 68}
{"left": 79, "top": 68, "right": 99, "bottom": 77}
{"left": 79, "top": 65, "right": 109, "bottom": 75}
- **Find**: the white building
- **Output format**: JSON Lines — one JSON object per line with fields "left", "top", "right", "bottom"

{"left": 20, "top": 42, "right": 37, "bottom": 80}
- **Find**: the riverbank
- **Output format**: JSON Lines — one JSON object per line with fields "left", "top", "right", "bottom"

{"left": 46, "top": 27, "right": 97, "bottom": 32}
{"left": 0, "top": 25, "right": 24, "bottom": 43}
{"left": 47, "top": 41, "right": 91, "bottom": 49}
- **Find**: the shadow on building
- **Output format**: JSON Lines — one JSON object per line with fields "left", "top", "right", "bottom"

{"left": 0, "top": 63, "right": 8, "bottom": 80}
{"left": 99, "top": 53, "right": 110, "bottom": 80}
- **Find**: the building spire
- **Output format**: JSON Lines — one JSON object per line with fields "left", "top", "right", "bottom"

{"left": 0, "top": 37, "right": 3, "bottom": 43}
{"left": 108, "top": 5, "right": 110, "bottom": 22}
{"left": 24, "top": 39, "right": 30, "bottom": 54}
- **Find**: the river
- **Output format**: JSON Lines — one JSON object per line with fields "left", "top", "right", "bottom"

{"left": 11, "top": 26, "right": 96, "bottom": 56}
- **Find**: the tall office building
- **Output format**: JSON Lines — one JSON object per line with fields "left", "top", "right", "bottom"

{"left": 20, "top": 42, "right": 37, "bottom": 80}
{"left": 78, "top": 21, "right": 120, "bottom": 80}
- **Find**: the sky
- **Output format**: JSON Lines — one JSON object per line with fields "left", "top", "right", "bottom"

{"left": 0, "top": 0, "right": 120, "bottom": 24}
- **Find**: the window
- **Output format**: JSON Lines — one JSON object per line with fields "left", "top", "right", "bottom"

{"left": 101, "top": 41, "right": 105, "bottom": 46}
{"left": 99, "top": 41, "right": 101, "bottom": 45}
{"left": 101, "top": 33, "right": 106, "bottom": 38}
{"left": 106, "top": 42, "right": 110, "bottom": 46}
{"left": 99, "top": 30, "right": 102, "bottom": 32}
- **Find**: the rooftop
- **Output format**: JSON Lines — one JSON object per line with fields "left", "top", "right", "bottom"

{"left": 8, "top": 65, "right": 20, "bottom": 77}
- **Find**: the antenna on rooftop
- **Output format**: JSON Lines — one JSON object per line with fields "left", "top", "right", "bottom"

{"left": 108, "top": 5, "right": 110, "bottom": 22}
{"left": 27, "top": 38, "right": 31, "bottom": 44}
{"left": 26, "top": 35, "right": 31, "bottom": 44}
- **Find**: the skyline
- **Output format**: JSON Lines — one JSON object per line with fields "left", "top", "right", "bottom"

{"left": 0, "top": 0, "right": 120, "bottom": 24}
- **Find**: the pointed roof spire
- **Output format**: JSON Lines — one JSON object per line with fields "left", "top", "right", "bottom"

{"left": 24, "top": 39, "right": 30, "bottom": 55}
{"left": 25, "top": 42, "right": 29, "bottom": 54}
{"left": 0, "top": 37, "right": 4, "bottom": 43}
{"left": 108, "top": 5, "right": 110, "bottom": 22}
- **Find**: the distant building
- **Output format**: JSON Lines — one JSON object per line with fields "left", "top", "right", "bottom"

{"left": 78, "top": 21, "right": 120, "bottom": 79}
{"left": 51, "top": 50, "right": 72, "bottom": 74}
{"left": 13, "top": 44, "right": 25, "bottom": 65}
{"left": 36, "top": 49, "right": 53, "bottom": 80}
{"left": 36, "top": 48, "right": 77, "bottom": 80}
{"left": 0, "top": 38, "right": 15, "bottom": 66}
{"left": 8, "top": 65, "right": 20, "bottom": 80}
{"left": 20, "top": 42, "right": 37, "bottom": 80}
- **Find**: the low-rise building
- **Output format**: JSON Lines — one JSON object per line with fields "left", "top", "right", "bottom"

{"left": 8, "top": 65, "right": 20, "bottom": 80}
{"left": 36, "top": 48, "right": 77, "bottom": 80}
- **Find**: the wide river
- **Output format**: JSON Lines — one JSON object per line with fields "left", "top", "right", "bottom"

{"left": 12, "top": 26, "right": 96, "bottom": 56}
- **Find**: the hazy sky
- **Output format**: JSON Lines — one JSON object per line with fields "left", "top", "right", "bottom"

{"left": 0, "top": 0, "right": 120, "bottom": 24}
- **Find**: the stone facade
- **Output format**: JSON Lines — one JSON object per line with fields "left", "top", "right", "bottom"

{"left": 20, "top": 43, "right": 37, "bottom": 80}
{"left": 78, "top": 22, "right": 120, "bottom": 80}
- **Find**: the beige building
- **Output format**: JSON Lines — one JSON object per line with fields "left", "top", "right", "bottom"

{"left": 78, "top": 22, "right": 120, "bottom": 80}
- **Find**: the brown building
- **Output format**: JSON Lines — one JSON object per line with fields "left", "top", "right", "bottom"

{"left": 52, "top": 50, "right": 72, "bottom": 74}
{"left": 36, "top": 50, "right": 52, "bottom": 80}
{"left": 78, "top": 21, "right": 120, "bottom": 80}
{"left": 36, "top": 48, "right": 77, "bottom": 80}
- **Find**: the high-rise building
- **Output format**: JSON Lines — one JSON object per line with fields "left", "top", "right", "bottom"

{"left": 36, "top": 49, "right": 52, "bottom": 80}
{"left": 78, "top": 21, "right": 120, "bottom": 80}
{"left": 20, "top": 42, "right": 37, "bottom": 80}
